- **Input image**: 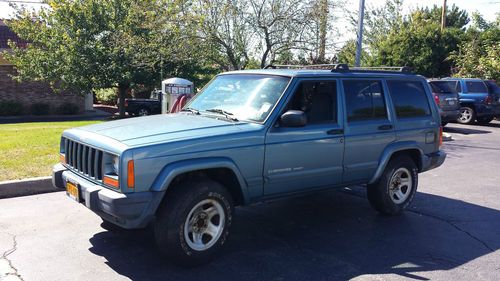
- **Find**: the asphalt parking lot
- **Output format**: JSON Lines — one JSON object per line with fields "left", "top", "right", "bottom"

{"left": 1, "top": 121, "right": 499, "bottom": 281}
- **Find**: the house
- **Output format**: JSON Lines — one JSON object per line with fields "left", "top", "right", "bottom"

{"left": 0, "top": 19, "right": 91, "bottom": 115}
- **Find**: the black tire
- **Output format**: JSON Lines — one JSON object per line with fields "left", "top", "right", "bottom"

{"left": 136, "top": 107, "right": 150, "bottom": 116}
{"left": 457, "top": 106, "right": 475, "bottom": 124}
{"left": 441, "top": 121, "right": 448, "bottom": 127}
{"left": 477, "top": 116, "right": 493, "bottom": 124}
{"left": 367, "top": 155, "right": 418, "bottom": 215}
{"left": 154, "top": 178, "right": 234, "bottom": 266}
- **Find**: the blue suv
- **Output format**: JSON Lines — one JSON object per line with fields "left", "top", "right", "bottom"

{"left": 52, "top": 65, "right": 446, "bottom": 265}
{"left": 442, "top": 78, "right": 496, "bottom": 124}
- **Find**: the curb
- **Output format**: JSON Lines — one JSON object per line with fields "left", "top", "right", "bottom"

{"left": 0, "top": 176, "right": 62, "bottom": 199}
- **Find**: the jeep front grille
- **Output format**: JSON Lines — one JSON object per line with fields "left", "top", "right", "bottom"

{"left": 64, "top": 138, "right": 103, "bottom": 181}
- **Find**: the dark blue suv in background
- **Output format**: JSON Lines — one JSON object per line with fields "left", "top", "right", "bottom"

{"left": 442, "top": 78, "right": 496, "bottom": 124}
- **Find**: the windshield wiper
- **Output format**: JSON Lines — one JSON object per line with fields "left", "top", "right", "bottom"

{"left": 181, "top": 107, "right": 200, "bottom": 115}
{"left": 205, "top": 108, "right": 239, "bottom": 121}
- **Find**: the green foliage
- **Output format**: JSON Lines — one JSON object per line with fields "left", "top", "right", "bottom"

{"left": 335, "top": 40, "right": 369, "bottom": 66}
{"left": 31, "top": 103, "right": 51, "bottom": 115}
{"left": 94, "top": 88, "right": 117, "bottom": 105}
{"left": 0, "top": 101, "right": 24, "bottom": 116}
{"left": 451, "top": 14, "right": 500, "bottom": 81}
{"left": 55, "top": 103, "right": 80, "bottom": 115}
{"left": 3, "top": 0, "right": 202, "bottom": 116}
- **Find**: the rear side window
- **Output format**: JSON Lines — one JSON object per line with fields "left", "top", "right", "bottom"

{"left": 388, "top": 80, "right": 431, "bottom": 118}
{"left": 466, "top": 81, "right": 487, "bottom": 93}
{"left": 343, "top": 80, "right": 387, "bottom": 122}
{"left": 429, "top": 81, "right": 457, "bottom": 93}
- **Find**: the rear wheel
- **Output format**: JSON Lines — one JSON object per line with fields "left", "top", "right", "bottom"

{"left": 154, "top": 178, "right": 233, "bottom": 266}
{"left": 457, "top": 106, "right": 475, "bottom": 124}
{"left": 367, "top": 156, "right": 418, "bottom": 215}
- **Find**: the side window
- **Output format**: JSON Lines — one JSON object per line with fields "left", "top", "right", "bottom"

{"left": 387, "top": 80, "right": 431, "bottom": 118}
{"left": 286, "top": 81, "right": 337, "bottom": 124}
{"left": 466, "top": 81, "right": 487, "bottom": 93}
{"left": 343, "top": 80, "right": 387, "bottom": 122}
{"left": 456, "top": 81, "right": 462, "bottom": 92}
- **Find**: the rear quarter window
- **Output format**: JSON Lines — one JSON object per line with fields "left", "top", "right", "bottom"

{"left": 387, "top": 80, "right": 431, "bottom": 118}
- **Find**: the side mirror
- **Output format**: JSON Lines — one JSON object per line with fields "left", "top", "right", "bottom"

{"left": 280, "top": 110, "right": 307, "bottom": 127}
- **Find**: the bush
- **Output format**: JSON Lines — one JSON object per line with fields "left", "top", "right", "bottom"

{"left": 56, "top": 103, "right": 80, "bottom": 115}
{"left": 31, "top": 103, "right": 51, "bottom": 115}
{"left": 95, "top": 88, "right": 118, "bottom": 105}
{"left": 0, "top": 101, "right": 24, "bottom": 116}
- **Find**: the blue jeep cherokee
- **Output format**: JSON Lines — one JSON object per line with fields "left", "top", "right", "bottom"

{"left": 52, "top": 65, "right": 446, "bottom": 265}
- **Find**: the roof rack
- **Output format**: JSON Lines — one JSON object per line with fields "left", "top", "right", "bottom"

{"left": 350, "top": 66, "right": 412, "bottom": 73}
{"left": 263, "top": 64, "right": 412, "bottom": 73}
{"left": 264, "top": 64, "right": 349, "bottom": 71}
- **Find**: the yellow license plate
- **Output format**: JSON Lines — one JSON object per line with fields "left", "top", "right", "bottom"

{"left": 66, "top": 181, "right": 80, "bottom": 201}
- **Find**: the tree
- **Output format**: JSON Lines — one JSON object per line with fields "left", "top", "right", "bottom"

{"left": 5, "top": 0, "right": 196, "bottom": 117}
{"left": 450, "top": 13, "right": 500, "bottom": 81}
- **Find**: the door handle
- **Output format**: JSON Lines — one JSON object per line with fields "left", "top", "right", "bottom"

{"left": 378, "top": 124, "right": 393, "bottom": 130}
{"left": 327, "top": 129, "right": 344, "bottom": 135}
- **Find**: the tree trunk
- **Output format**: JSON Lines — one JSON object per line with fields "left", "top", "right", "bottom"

{"left": 118, "top": 84, "right": 128, "bottom": 118}
{"left": 318, "top": 0, "right": 328, "bottom": 62}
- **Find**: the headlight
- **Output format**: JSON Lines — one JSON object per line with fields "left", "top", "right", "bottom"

{"left": 111, "top": 155, "right": 119, "bottom": 175}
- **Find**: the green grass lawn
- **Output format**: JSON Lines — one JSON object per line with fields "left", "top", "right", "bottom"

{"left": 0, "top": 121, "right": 102, "bottom": 181}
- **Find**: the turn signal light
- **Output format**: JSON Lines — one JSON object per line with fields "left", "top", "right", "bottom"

{"left": 484, "top": 95, "right": 493, "bottom": 105}
{"left": 60, "top": 153, "right": 66, "bottom": 164}
{"left": 439, "top": 127, "right": 443, "bottom": 147}
{"left": 127, "top": 160, "right": 135, "bottom": 189}
{"left": 103, "top": 176, "right": 119, "bottom": 188}
{"left": 434, "top": 95, "right": 440, "bottom": 105}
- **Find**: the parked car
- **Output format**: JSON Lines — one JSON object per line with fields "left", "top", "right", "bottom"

{"left": 428, "top": 80, "right": 460, "bottom": 125}
{"left": 442, "top": 78, "right": 496, "bottom": 124}
{"left": 52, "top": 65, "right": 446, "bottom": 266}
{"left": 124, "top": 90, "right": 162, "bottom": 116}
{"left": 485, "top": 80, "right": 500, "bottom": 118}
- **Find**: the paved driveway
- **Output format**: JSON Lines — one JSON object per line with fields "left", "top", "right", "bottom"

{"left": 1, "top": 121, "right": 499, "bottom": 281}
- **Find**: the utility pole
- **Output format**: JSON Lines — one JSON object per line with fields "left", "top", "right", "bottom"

{"left": 355, "top": 0, "right": 365, "bottom": 67}
{"left": 441, "top": 0, "right": 447, "bottom": 32}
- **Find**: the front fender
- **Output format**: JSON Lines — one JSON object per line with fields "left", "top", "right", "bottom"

{"left": 368, "top": 141, "right": 423, "bottom": 184}
{"left": 150, "top": 157, "right": 250, "bottom": 204}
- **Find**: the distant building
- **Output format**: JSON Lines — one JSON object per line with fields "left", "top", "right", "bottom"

{"left": 0, "top": 19, "right": 89, "bottom": 115}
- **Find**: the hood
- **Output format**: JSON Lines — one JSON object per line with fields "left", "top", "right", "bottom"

{"left": 76, "top": 113, "right": 261, "bottom": 146}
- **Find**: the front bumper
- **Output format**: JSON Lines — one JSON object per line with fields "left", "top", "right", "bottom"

{"left": 420, "top": 151, "right": 446, "bottom": 173}
{"left": 52, "top": 163, "right": 165, "bottom": 229}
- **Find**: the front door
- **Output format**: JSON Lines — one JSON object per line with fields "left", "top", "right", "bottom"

{"left": 264, "top": 79, "right": 344, "bottom": 195}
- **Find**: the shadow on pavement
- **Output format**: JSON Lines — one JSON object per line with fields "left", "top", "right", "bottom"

{"left": 444, "top": 125, "right": 491, "bottom": 135}
{"left": 88, "top": 188, "right": 499, "bottom": 281}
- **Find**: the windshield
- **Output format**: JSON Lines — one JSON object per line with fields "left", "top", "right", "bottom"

{"left": 429, "top": 81, "right": 457, "bottom": 93}
{"left": 187, "top": 74, "right": 291, "bottom": 122}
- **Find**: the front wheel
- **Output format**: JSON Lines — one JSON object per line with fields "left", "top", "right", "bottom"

{"left": 137, "top": 107, "right": 150, "bottom": 116}
{"left": 457, "top": 106, "right": 475, "bottom": 124}
{"left": 367, "top": 156, "right": 418, "bottom": 215}
{"left": 154, "top": 179, "right": 233, "bottom": 266}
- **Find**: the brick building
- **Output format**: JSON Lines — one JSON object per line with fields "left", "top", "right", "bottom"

{"left": 0, "top": 19, "right": 89, "bottom": 115}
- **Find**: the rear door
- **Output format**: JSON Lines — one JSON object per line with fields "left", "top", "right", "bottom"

{"left": 341, "top": 79, "right": 396, "bottom": 183}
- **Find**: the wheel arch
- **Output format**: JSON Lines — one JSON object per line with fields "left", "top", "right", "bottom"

{"left": 369, "top": 142, "right": 423, "bottom": 185}
{"left": 150, "top": 157, "right": 249, "bottom": 206}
